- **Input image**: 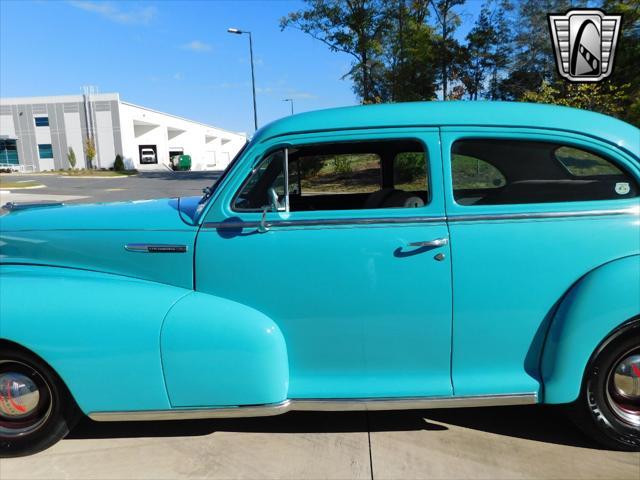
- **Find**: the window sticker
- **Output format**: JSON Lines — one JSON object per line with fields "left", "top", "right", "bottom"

{"left": 615, "top": 182, "right": 630, "bottom": 195}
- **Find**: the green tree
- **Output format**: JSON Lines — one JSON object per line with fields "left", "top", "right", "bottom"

{"left": 486, "top": 0, "right": 513, "bottom": 100}
{"left": 429, "top": 0, "right": 465, "bottom": 99}
{"left": 113, "top": 154, "right": 125, "bottom": 172}
{"left": 459, "top": 1, "right": 512, "bottom": 100}
{"left": 500, "top": 0, "right": 576, "bottom": 99}
{"left": 381, "top": 0, "right": 438, "bottom": 102}
{"left": 522, "top": 81, "right": 631, "bottom": 118}
{"left": 601, "top": 0, "right": 640, "bottom": 126}
{"left": 281, "top": 0, "right": 390, "bottom": 103}
{"left": 67, "top": 147, "right": 76, "bottom": 169}
{"left": 84, "top": 137, "right": 96, "bottom": 169}
{"left": 460, "top": 5, "right": 494, "bottom": 100}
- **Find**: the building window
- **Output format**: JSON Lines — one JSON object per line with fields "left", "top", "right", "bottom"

{"left": 0, "top": 139, "right": 19, "bottom": 165}
{"left": 38, "top": 144, "right": 54, "bottom": 159}
{"left": 34, "top": 117, "right": 49, "bottom": 127}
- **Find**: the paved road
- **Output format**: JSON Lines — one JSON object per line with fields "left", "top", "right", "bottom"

{"left": 0, "top": 172, "right": 222, "bottom": 205}
{"left": 1, "top": 406, "right": 638, "bottom": 479}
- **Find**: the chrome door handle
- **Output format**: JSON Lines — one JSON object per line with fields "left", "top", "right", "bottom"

{"left": 408, "top": 238, "right": 448, "bottom": 248}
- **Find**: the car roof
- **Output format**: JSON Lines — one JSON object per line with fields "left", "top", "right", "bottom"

{"left": 253, "top": 101, "right": 639, "bottom": 158}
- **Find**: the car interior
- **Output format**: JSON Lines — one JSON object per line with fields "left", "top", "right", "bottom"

{"left": 453, "top": 139, "right": 638, "bottom": 206}
{"left": 234, "top": 139, "right": 430, "bottom": 212}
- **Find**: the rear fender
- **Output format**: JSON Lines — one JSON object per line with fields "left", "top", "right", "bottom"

{"left": 541, "top": 255, "right": 640, "bottom": 403}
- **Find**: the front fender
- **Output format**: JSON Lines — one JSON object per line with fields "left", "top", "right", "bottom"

{"left": 161, "top": 291, "right": 289, "bottom": 407}
{"left": 541, "top": 255, "right": 640, "bottom": 404}
{"left": 0, "top": 265, "right": 189, "bottom": 413}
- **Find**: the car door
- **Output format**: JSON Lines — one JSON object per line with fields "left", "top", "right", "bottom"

{"left": 441, "top": 127, "right": 640, "bottom": 398}
{"left": 173, "top": 129, "right": 452, "bottom": 406}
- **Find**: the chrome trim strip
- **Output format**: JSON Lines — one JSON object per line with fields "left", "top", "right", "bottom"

{"left": 88, "top": 393, "right": 537, "bottom": 422}
{"left": 124, "top": 244, "right": 188, "bottom": 253}
{"left": 447, "top": 207, "right": 639, "bottom": 223}
{"left": 202, "top": 207, "right": 638, "bottom": 230}
{"left": 284, "top": 148, "right": 290, "bottom": 213}
{"left": 202, "top": 216, "right": 447, "bottom": 230}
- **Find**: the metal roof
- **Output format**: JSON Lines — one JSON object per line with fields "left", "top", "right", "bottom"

{"left": 254, "top": 101, "right": 639, "bottom": 157}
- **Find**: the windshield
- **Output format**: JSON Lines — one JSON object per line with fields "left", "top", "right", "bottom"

{"left": 197, "top": 139, "right": 250, "bottom": 210}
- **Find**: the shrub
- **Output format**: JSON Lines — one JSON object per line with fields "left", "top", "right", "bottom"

{"left": 394, "top": 152, "right": 424, "bottom": 183}
{"left": 113, "top": 155, "right": 124, "bottom": 171}
{"left": 67, "top": 147, "right": 77, "bottom": 169}
{"left": 84, "top": 137, "right": 96, "bottom": 168}
{"left": 333, "top": 156, "right": 352, "bottom": 174}
{"left": 298, "top": 157, "right": 324, "bottom": 178}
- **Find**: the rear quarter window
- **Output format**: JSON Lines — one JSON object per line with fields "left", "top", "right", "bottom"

{"left": 554, "top": 146, "right": 623, "bottom": 176}
{"left": 451, "top": 139, "right": 638, "bottom": 206}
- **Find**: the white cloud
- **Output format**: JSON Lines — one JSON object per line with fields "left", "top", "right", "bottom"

{"left": 238, "top": 56, "right": 264, "bottom": 67}
{"left": 286, "top": 91, "right": 317, "bottom": 100}
{"left": 216, "top": 82, "right": 249, "bottom": 89}
{"left": 173, "top": 72, "right": 182, "bottom": 80}
{"left": 68, "top": 1, "right": 157, "bottom": 25}
{"left": 182, "top": 40, "right": 212, "bottom": 53}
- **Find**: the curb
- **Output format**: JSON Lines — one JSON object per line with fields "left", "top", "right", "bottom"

{"left": 0, "top": 185, "right": 45, "bottom": 190}
{"left": 57, "top": 175, "right": 135, "bottom": 179}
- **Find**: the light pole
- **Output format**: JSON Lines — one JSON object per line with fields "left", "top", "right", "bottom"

{"left": 282, "top": 98, "right": 294, "bottom": 115}
{"left": 228, "top": 28, "right": 258, "bottom": 131}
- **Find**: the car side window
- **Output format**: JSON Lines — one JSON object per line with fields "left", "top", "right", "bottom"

{"left": 451, "top": 139, "right": 638, "bottom": 206}
{"left": 233, "top": 139, "right": 430, "bottom": 212}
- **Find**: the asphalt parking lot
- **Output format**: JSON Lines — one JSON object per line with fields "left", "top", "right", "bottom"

{"left": 0, "top": 171, "right": 222, "bottom": 205}
{"left": 1, "top": 407, "right": 638, "bottom": 479}
{"left": 1, "top": 172, "right": 639, "bottom": 479}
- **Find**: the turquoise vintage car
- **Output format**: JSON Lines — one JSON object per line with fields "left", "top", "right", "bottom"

{"left": 1, "top": 102, "right": 639, "bottom": 456}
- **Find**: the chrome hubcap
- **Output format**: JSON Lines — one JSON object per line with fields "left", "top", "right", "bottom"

{"left": 0, "top": 373, "right": 40, "bottom": 418}
{"left": 606, "top": 351, "right": 640, "bottom": 427}
{"left": 0, "top": 361, "right": 52, "bottom": 437}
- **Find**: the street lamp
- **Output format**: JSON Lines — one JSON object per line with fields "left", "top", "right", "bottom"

{"left": 282, "top": 98, "right": 294, "bottom": 115}
{"left": 228, "top": 27, "right": 258, "bottom": 131}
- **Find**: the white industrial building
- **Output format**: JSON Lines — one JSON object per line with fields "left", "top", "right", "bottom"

{"left": 0, "top": 92, "right": 246, "bottom": 172}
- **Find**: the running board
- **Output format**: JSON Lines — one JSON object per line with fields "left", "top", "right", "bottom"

{"left": 89, "top": 393, "right": 537, "bottom": 422}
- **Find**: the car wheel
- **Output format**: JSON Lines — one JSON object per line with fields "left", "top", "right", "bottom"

{"left": 570, "top": 322, "right": 640, "bottom": 451}
{"left": 0, "top": 347, "right": 80, "bottom": 457}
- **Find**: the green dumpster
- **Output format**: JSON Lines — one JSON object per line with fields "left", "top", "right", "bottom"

{"left": 171, "top": 154, "right": 192, "bottom": 171}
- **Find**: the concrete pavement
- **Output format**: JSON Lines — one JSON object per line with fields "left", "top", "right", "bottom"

{"left": 1, "top": 407, "right": 638, "bottom": 479}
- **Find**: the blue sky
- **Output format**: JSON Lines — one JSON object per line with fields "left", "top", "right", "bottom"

{"left": 0, "top": 0, "right": 483, "bottom": 134}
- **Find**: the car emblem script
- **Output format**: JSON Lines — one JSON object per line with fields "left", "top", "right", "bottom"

{"left": 548, "top": 9, "right": 622, "bottom": 82}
